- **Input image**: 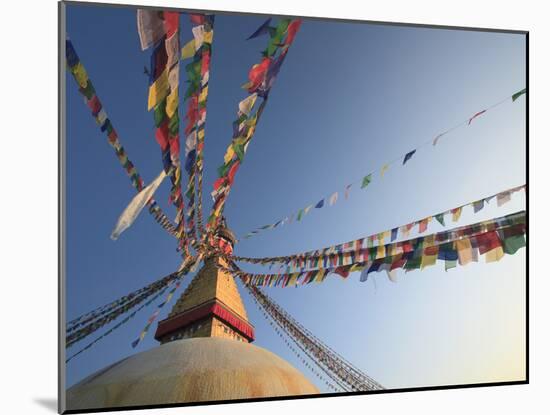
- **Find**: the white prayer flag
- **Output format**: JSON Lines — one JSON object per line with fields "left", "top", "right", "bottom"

{"left": 111, "top": 170, "right": 167, "bottom": 240}
{"left": 137, "top": 9, "right": 166, "bottom": 51}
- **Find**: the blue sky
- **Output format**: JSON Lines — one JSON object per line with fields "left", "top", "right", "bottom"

{"left": 65, "top": 3, "right": 526, "bottom": 392}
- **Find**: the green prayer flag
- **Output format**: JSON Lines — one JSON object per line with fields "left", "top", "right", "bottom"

{"left": 275, "top": 19, "right": 291, "bottom": 36}
{"left": 404, "top": 256, "right": 421, "bottom": 270}
{"left": 297, "top": 209, "right": 304, "bottom": 221}
{"left": 168, "top": 112, "right": 179, "bottom": 135}
{"left": 232, "top": 143, "right": 245, "bottom": 161}
{"left": 79, "top": 81, "right": 96, "bottom": 100}
{"left": 435, "top": 213, "right": 445, "bottom": 227}
{"left": 361, "top": 174, "right": 372, "bottom": 189}
{"left": 154, "top": 99, "right": 166, "bottom": 127}
{"left": 503, "top": 234, "right": 526, "bottom": 255}
{"left": 512, "top": 88, "right": 526, "bottom": 102}
{"left": 445, "top": 259, "right": 457, "bottom": 271}
{"left": 185, "top": 61, "right": 202, "bottom": 82}
{"left": 217, "top": 161, "right": 232, "bottom": 177}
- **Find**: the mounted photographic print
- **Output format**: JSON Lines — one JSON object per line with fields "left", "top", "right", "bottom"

{"left": 59, "top": 1, "right": 527, "bottom": 413}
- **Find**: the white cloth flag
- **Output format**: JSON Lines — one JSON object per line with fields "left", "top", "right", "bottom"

{"left": 137, "top": 9, "right": 166, "bottom": 51}
{"left": 238, "top": 93, "right": 258, "bottom": 116}
{"left": 329, "top": 192, "right": 338, "bottom": 206}
{"left": 111, "top": 170, "right": 167, "bottom": 240}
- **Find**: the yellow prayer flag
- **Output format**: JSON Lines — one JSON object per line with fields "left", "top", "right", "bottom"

{"left": 381, "top": 164, "right": 389, "bottom": 177}
{"left": 181, "top": 39, "right": 196, "bottom": 59}
{"left": 288, "top": 273, "right": 298, "bottom": 287}
{"left": 147, "top": 68, "right": 170, "bottom": 111}
{"left": 223, "top": 146, "right": 235, "bottom": 164}
{"left": 456, "top": 238, "right": 473, "bottom": 265}
{"left": 452, "top": 207, "right": 463, "bottom": 222}
{"left": 198, "top": 129, "right": 205, "bottom": 140}
{"left": 199, "top": 85, "right": 209, "bottom": 103}
{"left": 421, "top": 252, "right": 437, "bottom": 269}
{"left": 165, "top": 89, "right": 179, "bottom": 118}
{"left": 203, "top": 30, "right": 214, "bottom": 44}
{"left": 72, "top": 62, "right": 88, "bottom": 88}
{"left": 485, "top": 246, "right": 504, "bottom": 263}
{"left": 314, "top": 270, "right": 326, "bottom": 283}
{"left": 376, "top": 244, "right": 385, "bottom": 259}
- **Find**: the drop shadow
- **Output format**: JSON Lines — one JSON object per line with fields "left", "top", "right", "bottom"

{"left": 34, "top": 398, "right": 57, "bottom": 413}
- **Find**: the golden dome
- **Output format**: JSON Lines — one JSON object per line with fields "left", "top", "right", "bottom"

{"left": 67, "top": 337, "right": 319, "bottom": 411}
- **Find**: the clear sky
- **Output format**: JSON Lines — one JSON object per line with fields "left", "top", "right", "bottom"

{"left": 65, "top": 3, "right": 526, "bottom": 392}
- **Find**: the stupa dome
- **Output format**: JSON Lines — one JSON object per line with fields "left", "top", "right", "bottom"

{"left": 67, "top": 337, "right": 319, "bottom": 411}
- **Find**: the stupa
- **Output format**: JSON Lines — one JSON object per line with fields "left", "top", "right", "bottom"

{"left": 66, "top": 221, "right": 319, "bottom": 410}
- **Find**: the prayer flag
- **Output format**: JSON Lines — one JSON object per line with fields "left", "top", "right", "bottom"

{"left": 497, "top": 191, "right": 511, "bottom": 207}
{"left": 502, "top": 234, "right": 526, "bottom": 255}
{"left": 315, "top": 199, "right": 324, "bottom": 209}
{"left": 361, "top": 174, "right": 372, "bottom": 189}
{"left": 284, "top": 20, "right": 302, "bottom": 46}
{"left": 391, "top": 228, "right": 398, "bottom": 242}
{"left": 137, "top": 9, "right": 166, "bottom": 51}
{"left": 456, "top": 238, "right": 473, "bottom": 265}
{"left": 403, "top": 149, "right": 416, "bottom": 165}
{"left": 512, "top": 88, "right": 526, "bottom": 102}
{"left": 238, "top": 93, "right": 258, "bottom": 116}
{"left": 181, "top": 39, "right": 196, "bottom": 59}
{"left": 435, "top": 213, "right": 445, "bottom": 227}
{"left": 297, "top": 209, "right": 304, "bottom": 221}
{"left": 304, "top": 205, "right": 313, "bottom": 214}
{"left": 485, "top": 246, "right": 504, "bottom": 263}
{"left": 148, "top": 68, "right": 170, "bottom": 110}
{"left": 473, "top": 200, "right": 484, "bottom": 213}
{"left": 247, "top": 18, "right": 272, "bottom": 40}
{"left": 344, "top": 184, "right": 352, "bottom": 199}
{"left": 433, "top": 133, "right": 443, "bottom": 146}
{"left": 329, "top": 192, "right": 338, "bottom": 206}
{"left": 111, "top": 170, "right": 167, "bottom": 240}
{"left": 381, "top": 164, "right": 389, "bottom": 177}
{"left": 468, "top": 110, "right": 486, "bottom": 125}
{"left": 451, "top": 207, "right": 462, "bottom": 222}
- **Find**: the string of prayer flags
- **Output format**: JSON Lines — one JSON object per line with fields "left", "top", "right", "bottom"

{"left": 207, "top": 18, "right": 302, "bottom": 232}
{"left": 140, "top": 10, "right": 190, "bottom": 253}
{"left": 238, "top": 88, "right": 525, "bottom": 241}
{"left": 65, "top": 37, "right": 178, "bottom": 238}
{"left": 232, "top": 185, "right": 525, "bottom": 262}
{"left": 131, "top": 279, "right": 182, "bottom": 348}
{"left": 226, "top": 211, "right": 526, "bottom": 288}
{"left": 67, "top": 284, "right": 171, "bottom": 363}
{"left": 181, "top": 13, "right": 215, "bottom": 246}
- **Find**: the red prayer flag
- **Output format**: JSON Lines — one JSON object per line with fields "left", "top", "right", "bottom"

{"left": 201, "top": 51, "right": 211, "bottom": 76}
{"left": 227, "top": 162, "right": 240, "bottom": 185}
{"left": 475, "top": 231, "right": 502, "bottom": 255}
{"left": 334, "top": 266, "right": 350, "bottom": 279}
{"left": 468, "top": 109, "right": 487, "bottom": 125}
{"left": 189, "top": 14, "right": 205, "bottom": 25}
{"left": 169, "top": 134, "right": 180, "bottom": 157}
{"left": 163, "top": 12, "right": 179, "bottom": 38}
{"left": 248, "top": 57, "right": 272, "bottom": 92}
{"left": 284, "top": 20, "right": 302, "bottom": 46}
{"left": 86, "top": 95, "right": 102, "bottom": 115}
{"left": 155, "top": 121, "right": 170, "bottom": 151}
